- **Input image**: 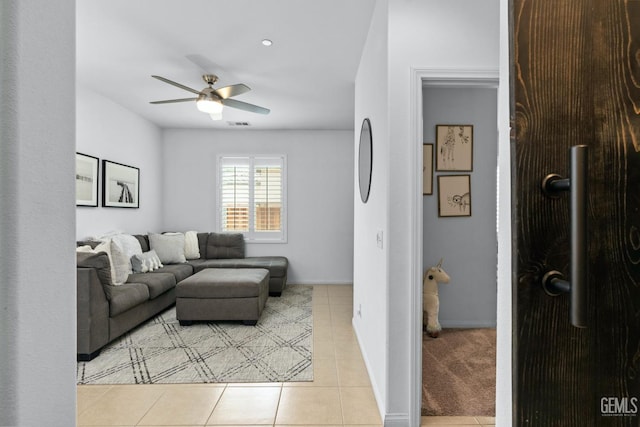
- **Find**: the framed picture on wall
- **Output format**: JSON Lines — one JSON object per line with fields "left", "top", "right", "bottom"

{"left": 438, "top": 174, "right": 471, "bottom": 217}
{"left": 102, "top": 160, "right": 139, "bottom": 208}
{"left": 76, "top": 152, "right": 99, "bottom": 207}
{"left": 423, "top": 143, "right": 433, "bottom": 195}
{"left": 435, "top": 124, "right": 473, "bottom": 171}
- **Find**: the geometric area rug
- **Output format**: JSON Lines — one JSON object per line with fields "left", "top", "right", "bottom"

{"left": 422, "top": 328, "right": 496, "bottom": 416}
{"left": 77, "top": 285, "right": 312, "bottom": 385}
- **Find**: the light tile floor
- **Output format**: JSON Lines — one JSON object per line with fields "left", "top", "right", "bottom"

{"left": 77, "top": 285, "right": 495, "bottom": 427}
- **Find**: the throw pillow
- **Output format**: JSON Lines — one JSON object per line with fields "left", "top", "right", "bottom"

{"left": 184, "top": 230, "right": 200, "bottom": 260}
{"left": 109, "top": 233, "right": 143, "bottom": 274}
{"left": 131, "top": 250, "right": 164, "bottom": 273}
{"left": 206, "top": 232, "right": 245, "bottom": 259}
{"left": 107, "top": 238, "right": 132, "bottom": 285}
{"left": 148, "top": 232, "right": 187, "bottom": 264}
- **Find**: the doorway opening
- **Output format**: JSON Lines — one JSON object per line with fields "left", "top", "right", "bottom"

{"left": 412, "top": 69, "right": 499, "bottom": 419}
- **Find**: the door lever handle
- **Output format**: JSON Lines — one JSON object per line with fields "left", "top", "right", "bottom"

{"left": 540, "top": 145, "right": 588, "bottom": 328}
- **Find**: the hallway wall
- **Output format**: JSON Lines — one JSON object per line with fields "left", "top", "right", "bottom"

{"left": 386, "top": 0, "right": 500, "bottom": 423}
{"left": 353, "top": 0, "right": 390, "bottom": 419}
{"left": 353, "top": 0, "right": 500, "bottom": 424}
{"left": 0, "top": 1, "right": 77, "bottom": 425}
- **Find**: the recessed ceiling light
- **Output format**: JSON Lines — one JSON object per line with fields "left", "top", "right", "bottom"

{"left": 262, "top": 39, "right": 273, "bottom": 47}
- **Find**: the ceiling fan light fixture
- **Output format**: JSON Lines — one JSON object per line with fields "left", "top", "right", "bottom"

{"left": 196, "top": 98, "right": 223, "bottom": 114}
{"left": 209, "top": 112, "right": 223, "bottom": 121}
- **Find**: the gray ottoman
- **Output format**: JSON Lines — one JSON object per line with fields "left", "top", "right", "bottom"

{"left": 176, "top": 268, "right": 269, "bottom": 326}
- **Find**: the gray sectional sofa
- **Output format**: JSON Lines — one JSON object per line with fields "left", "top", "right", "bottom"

{"left": 76, "top": 232, "right": 288, "bottom": 361}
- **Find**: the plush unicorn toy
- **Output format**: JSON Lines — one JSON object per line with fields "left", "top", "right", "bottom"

{"left": 423, "top": 258, "right": 451, "bottom": 338}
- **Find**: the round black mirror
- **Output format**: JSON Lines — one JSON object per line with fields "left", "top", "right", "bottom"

{"left": 358, "top": 118, "right": 373, "bottom": 203}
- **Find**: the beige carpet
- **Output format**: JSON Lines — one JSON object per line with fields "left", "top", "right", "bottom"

{"left": 422, "top": 328, "right": 496, "bottom": 416}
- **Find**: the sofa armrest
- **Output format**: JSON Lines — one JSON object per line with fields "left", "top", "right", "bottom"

{"left": 77, "top": 267, "right": 110, "bottom": 360}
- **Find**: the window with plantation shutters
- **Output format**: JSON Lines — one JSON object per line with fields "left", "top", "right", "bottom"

{"left": 217, "top": 155, "right": 286, "bottom": 242}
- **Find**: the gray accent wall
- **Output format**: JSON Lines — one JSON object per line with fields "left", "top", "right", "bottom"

{"left": 422, "top": 86, "right": 498, "bottom": 327}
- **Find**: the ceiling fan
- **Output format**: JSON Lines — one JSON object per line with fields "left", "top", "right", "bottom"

{"left": 149, "top": 74, "right": 270, "bottom": 121}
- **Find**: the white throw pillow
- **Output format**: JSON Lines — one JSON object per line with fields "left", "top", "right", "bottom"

{"left": 108, "top": 238, "right": 132, "bottom": 285}
{"left": 148, "top": 233, "right": 186, "bottom": 264}
{"left": 109, "top": 234, "right": 143, "bottom": 274}
{"left": 184, "top": 231, "right": 200, "bottom": 260}
{"left": 93, "top": 239, "right": 118, "bottom": 284}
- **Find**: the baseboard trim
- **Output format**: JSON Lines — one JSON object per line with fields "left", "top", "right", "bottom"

{"left": 288, "top": 281, "right": 353, "bottom": 286}
{"left": 384, "top": 413, "right": 410, "bottom": 427}
{"left": 352, "top": 319, "right": 386, "bottom": 424}
{"left": 439, "top": 320, "right": 497, "bottom": 328}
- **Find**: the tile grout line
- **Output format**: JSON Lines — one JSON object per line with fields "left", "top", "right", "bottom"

{"left": 76, "top": 384, "right": 114, "bottom": 419}
{"left": 202, "top": 383, "right": 229, "bottom": 426}
{"left": 272, "top": 382, "right": 284, "bottom": 426}
{"left": 133, "top": 386, "right": 166, "bottom": 427}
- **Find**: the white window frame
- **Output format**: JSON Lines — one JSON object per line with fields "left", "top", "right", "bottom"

{"left": 216, "top": 154, "right": 287, "bottom": 243}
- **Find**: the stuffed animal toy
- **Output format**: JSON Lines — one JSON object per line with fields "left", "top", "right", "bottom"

{"left": 423, "top": 258, "right": 450, "bottom": 338}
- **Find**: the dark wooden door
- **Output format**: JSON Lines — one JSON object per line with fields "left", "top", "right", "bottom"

{"left": 512, "top": 0, "right": 640, "bottom": 425}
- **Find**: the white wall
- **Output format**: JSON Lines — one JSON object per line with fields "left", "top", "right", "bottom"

{"left": 496, "top": 0, "right": 513, "bottom": 424}
{"left": 76, "top": 87, "right": 164, "bottom": 239}
{"left": 161, "top": 129, "right": 354, "bottom": 285}
{"left": 353, "top": 1, "right": 500, "bottom": 424}
{"left": 352, "top": 0, "right": 390, "bottom": 421}
{"left": 422, "top": 87, "right": 498, "bottom": 328}
{"left": 386, "top": 0, "right": 500, "bottom": 421}
{"left": 0, "top": 1, "right": 77, "bottom": 425}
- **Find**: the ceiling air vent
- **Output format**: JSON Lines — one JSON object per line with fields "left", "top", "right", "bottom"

{"left": 227, "top": 121, "right": 251, "bottom": 127}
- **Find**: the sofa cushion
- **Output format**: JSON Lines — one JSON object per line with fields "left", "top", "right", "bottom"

{"left": 190, "top": 256, "right": 288, "bottom": 278}
{"left": 77, "top": 251, "right": 113, "bottom": 287}
{"left": 206, "top": 232, "right": 245, "bottom": 259}
{"left": 149, "top": 233, "right": 187, "bottom": 264}
{"left": 240, "top": 257, "right": 288, "bottom": 277}
{"left": 186, "top": 258, "right": 208, "bottom": 270}
{"left": 133, "top": 234, "right": 150, "bottom": 252}
{"left": 108, "top": 283, "right": 150, "bottom": 317}
{"left": 197, "top": 233, "right": 209, "bottom": 260}
{"left": 154, "top": 263, "right": 194, "bottom": 283}
{"left": 126, "top": 272, "right": 177, "bottom": 299}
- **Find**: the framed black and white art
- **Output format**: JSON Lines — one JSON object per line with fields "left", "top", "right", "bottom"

{"left": 435, "top": 124, "right": 473, "bottom": 171}
{"left": 76, "top": 153, "right": 99, "bottom": 207}
{"left": 102, "top": 160, "right": 140, "bottom": 208}
{"left": 438, "top": 174, "right": 471, "bottom": 217}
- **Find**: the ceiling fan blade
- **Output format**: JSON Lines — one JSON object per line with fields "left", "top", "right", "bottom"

{"left": 150, "top": 98, "right": 197, "bottom": 104}
{"left": 214, "top": 84, "right": 251, "bottom": 99}
{"left": 221, "top": 98, "right": 270, "bottom": 115}
{"left": 151, "top": 75, "right": 201, "bottom": 95}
